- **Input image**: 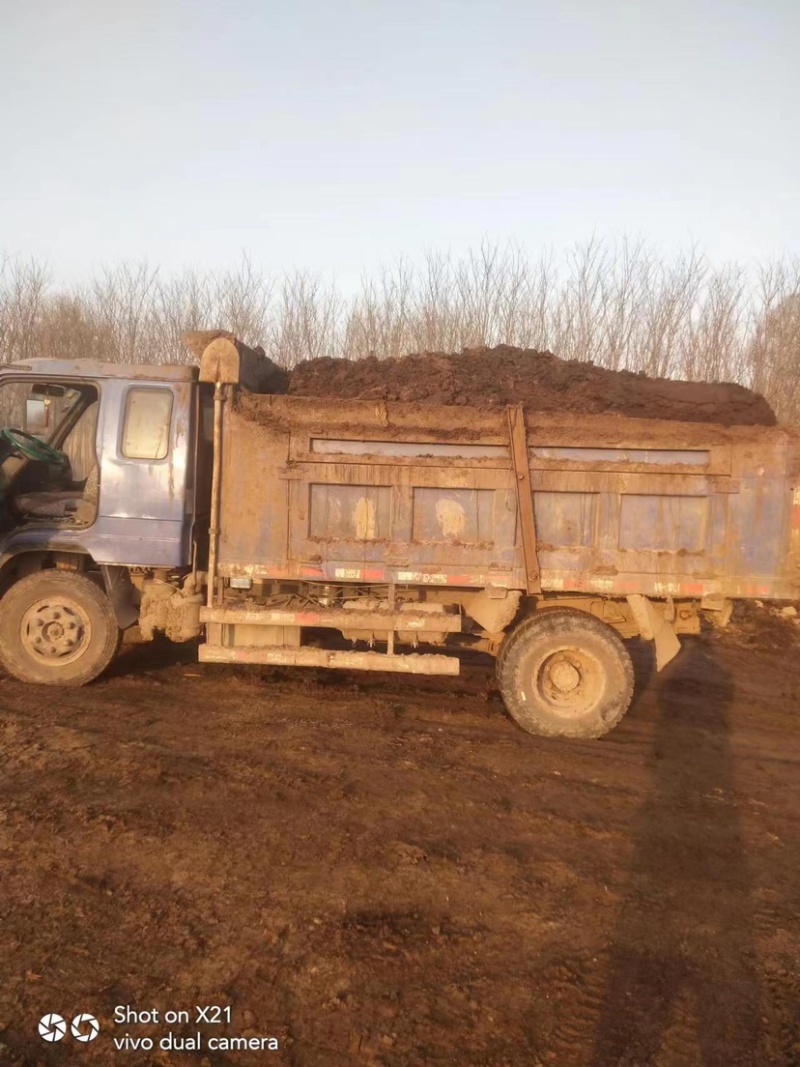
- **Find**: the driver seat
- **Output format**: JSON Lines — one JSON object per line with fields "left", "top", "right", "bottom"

{"left": 14, "top": 464, "right": 99, "bottom": 521}
{"left": 13, "top": 489, "right": 84, "bottom": 519}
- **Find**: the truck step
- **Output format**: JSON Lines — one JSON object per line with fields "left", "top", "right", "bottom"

{"left": 198, "top": 644, "right": 460, "bottom": 675}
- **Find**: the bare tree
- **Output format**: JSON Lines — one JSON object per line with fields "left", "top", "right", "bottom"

{"left": 1, "top": 240, "right": 799, "bottom": 423}
{"left": 635, "top": 249, "right": 705, "bottom": 378}
{"left": 35, "top": 294, "right": 116, "bottom": 362}
{"left": 153, "top": 270, "right": 213, "bottom": 365}
{"left": 211, "top": 255, "right": 274, "bottom": 351}
{"left": 89, "top": 263, "right": 160, "bottom": 364}
{"left": 680, "top": 264, "right": 748, "bottom": 383}
{"left": 343, "top": 259, "right": 415, "bottom": 361}
{"left": 267, "top": 271, "right": 343, "bottom": 368}
{"left": 747, "top": 260, "right": 800, "bottom": 422}
{"left": 0, "top": 258, "right": 51, "bottom": 363}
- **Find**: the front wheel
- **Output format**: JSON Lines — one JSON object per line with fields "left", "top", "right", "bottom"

{"left": 496, "top": 609, "right": 634, "bottom": 739}
{"left": 0, "top": 570, "right": 121, "bottom": 685}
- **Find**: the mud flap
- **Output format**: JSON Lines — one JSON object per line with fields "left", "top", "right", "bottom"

{"left": 99, "top": 565, "right": 140, "bottom": 630}
{"left": 626, "top": 594, "right": 681, "bottom": 671}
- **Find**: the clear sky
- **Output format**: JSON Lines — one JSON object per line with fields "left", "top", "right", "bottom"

{"left": 2, "top": 0, "right": 798, "bottom": 287}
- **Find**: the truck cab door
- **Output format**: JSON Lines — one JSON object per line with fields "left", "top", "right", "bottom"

{"left": 94, "top": 380, "right": 194, "bottom": 567}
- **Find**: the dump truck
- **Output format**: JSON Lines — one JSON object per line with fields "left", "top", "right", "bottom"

{"left": 0, "top": 336, "right": 797, "bottom": 739}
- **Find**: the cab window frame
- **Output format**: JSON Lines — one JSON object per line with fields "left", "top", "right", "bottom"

{"left": 119, "top": 386, "right": 174, "bottom": 462}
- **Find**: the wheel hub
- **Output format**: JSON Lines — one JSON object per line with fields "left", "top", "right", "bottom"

{"left": 535, "top": 647, "right": 604, "bottom": 717}
{"left": 21, "top": 598, "right": 91, "bottom": 665}
{"left": 548, "top": 658, "right": 581, "bottom": 693}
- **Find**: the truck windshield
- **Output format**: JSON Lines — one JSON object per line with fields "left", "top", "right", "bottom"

{"left": 0, "top": 379, "right": 98, "bottom": 483}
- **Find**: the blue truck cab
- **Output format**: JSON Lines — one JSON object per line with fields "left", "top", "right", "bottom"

{"left": 0, "top": 359, "right": 210, "bottom": 684}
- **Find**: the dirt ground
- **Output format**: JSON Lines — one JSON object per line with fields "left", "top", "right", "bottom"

{"left": 0, "top": 615, "right": 798, "bottom": 1067}
{"left": 287, "top": 347, "right": 776, "bottom": 427}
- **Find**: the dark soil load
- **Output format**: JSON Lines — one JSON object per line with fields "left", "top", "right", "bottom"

{"left": 287, "top": 346, "right": 777, "bottom": 426}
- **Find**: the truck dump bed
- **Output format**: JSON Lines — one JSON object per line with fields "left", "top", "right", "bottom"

{"left": 216, "top": 393, "right": 800, "bottom": 602}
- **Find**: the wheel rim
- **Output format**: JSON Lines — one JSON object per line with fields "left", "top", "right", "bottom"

{"left": 20, "top": 596, "right": 92, "bottom": 667}
{"left": 532, "top": 644, "right": 605, "bottom": 718}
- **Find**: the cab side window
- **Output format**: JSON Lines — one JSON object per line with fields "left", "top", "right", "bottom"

{"left": 121, "top": 389, "right": 173, "bottom": 460}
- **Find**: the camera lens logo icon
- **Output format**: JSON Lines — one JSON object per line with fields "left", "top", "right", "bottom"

{"left": 38, "top": 1012, "right": 100, "bottom": 1043}
{"left": 38, "top": 1014, "right": 67, "bottom": 1043}
{"left": 71, "top": 1013, "right": 100, "bottom": 1042}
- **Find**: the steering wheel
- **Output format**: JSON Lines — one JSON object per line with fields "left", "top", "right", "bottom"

{"left": 0, "top": 428, "right": 67, "bottom": 465}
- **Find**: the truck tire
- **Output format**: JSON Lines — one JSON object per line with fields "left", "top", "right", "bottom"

{"left": 496, "top": 609, "right": 634, "bottom": 739}
{"left": 0, "top": 570, "right": 121, "bottom": 686}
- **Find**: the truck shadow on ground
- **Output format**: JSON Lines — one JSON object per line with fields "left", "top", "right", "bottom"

{"left": 593, "top": 639, "right": 764, "bottom": 1066}
{"left": 103, "top": 633, "right": 200, "bottom": 679}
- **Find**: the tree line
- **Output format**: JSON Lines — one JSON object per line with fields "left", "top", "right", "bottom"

{"left": 1, "top": 239, "right": 798, "bottom": 423}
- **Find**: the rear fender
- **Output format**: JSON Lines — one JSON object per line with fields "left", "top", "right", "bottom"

{"left": 627, "top": 594, "right": 681, "bottom": 671}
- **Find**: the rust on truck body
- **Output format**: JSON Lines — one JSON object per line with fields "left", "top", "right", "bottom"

{"left": 215, "top": 393, "right": 800, "bottom": 604}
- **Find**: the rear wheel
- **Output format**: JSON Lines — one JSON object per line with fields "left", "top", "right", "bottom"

{"left": 496, "top": 609, "right": 634, "bottom": 739}
{"left": 0, "top": 570, "right": 120, "bottom": 685}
